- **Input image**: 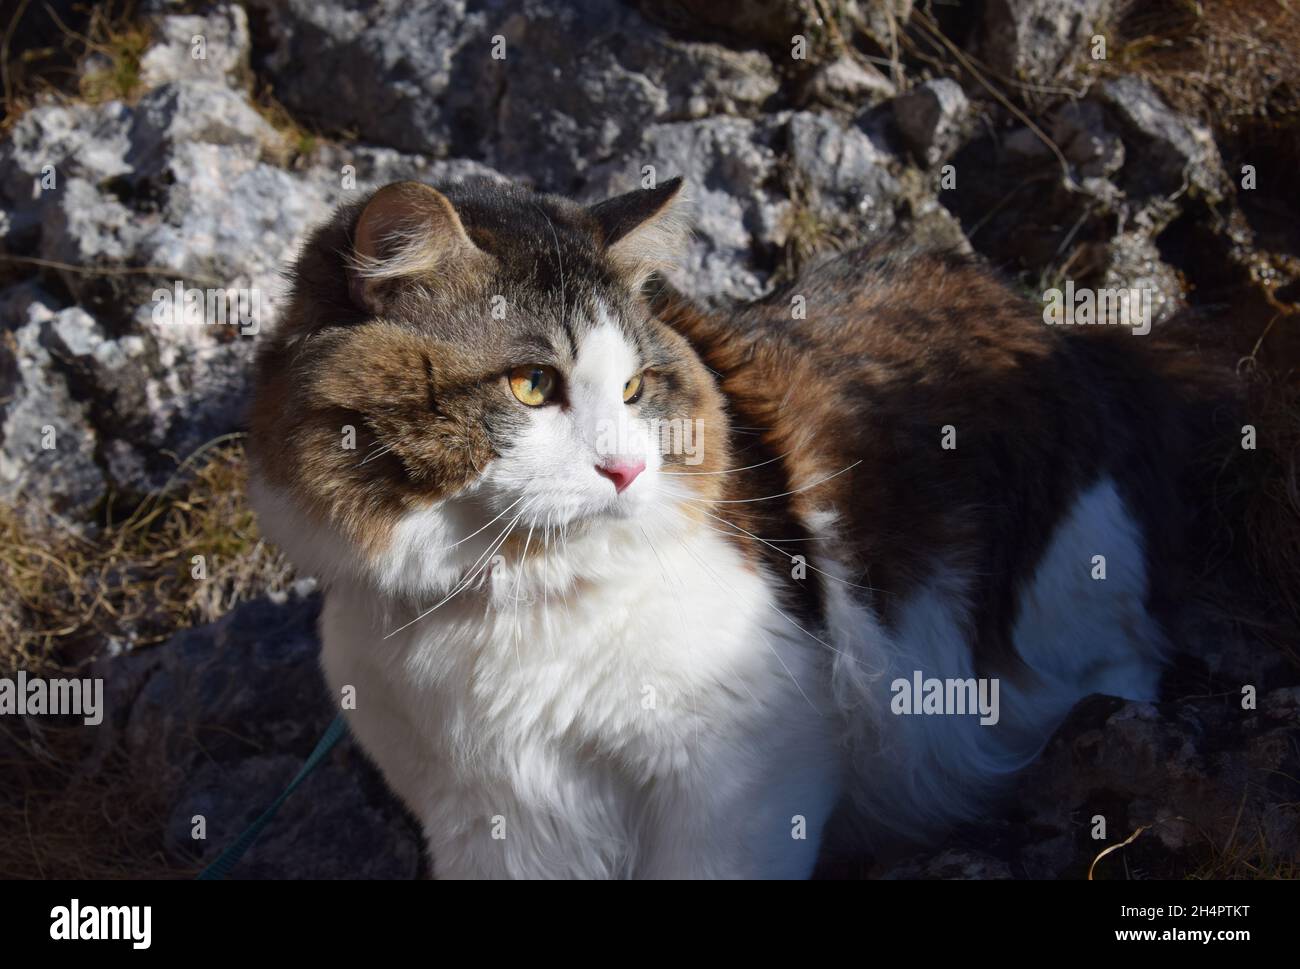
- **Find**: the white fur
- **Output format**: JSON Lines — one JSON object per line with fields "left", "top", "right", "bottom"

{"left": 251, "top": 310, "right": 1168, "bottom": 876}
{"left": 832, "top": 476, "right": 1167, "bottom": 843}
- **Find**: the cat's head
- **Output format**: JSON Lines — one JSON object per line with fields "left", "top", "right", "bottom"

{"left": 248, "top": 177, "right": 729, "bottom": 596}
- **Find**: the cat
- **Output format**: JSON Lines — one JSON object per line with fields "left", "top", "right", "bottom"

{"left": 247, "top": 175, "right": 1204, "bottom": 878}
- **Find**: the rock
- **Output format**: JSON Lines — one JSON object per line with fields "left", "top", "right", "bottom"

{"left": 637, "top": 0, "right": 912, "bottom": 61}
{"left": 893, "top": 78, "right": 972, "bottom": 166}
{"left": 0, "top": 297, "right": 106, "bottom": 524}
{"left": 635, "top": 0, "right": 831, "bottom": 52}
{"left": 2, "top": 56, "right": 521, "bottom": 503}
{"left": 1050, "top": 98, "right": 1125, "bottom": 180}
{"left": 1015, "top": 691, "right": 1300, "bottom": 878}
{"left": 977, "top": 0, "right": 1114, "bottom": 87}
{"left": 788, "top": 111, "right": 903, "bottom": 238}
{"left": 1098, "top": 231, "right": 1185, "bottom": 328}
{"left": 138, "top": 3, "right": 253, "bottom": 89}
{"left": 1, "top": 47, "right": 525, "bottom": 501}
{"left": 245, "top": 0, "right": 488, "bottom": 157}
{"left": 1002, "top": 124, "right": 1053, "bottom": 163}
{"left": 879, "top": 847, "right": 1015, "bottom": 880}
{"left": 128, "top": 82, "right": 281, "bottom": 176}
{"left": 898, "top": 177, "right": 974, "bottom": 254}
{"left": 0, "top": 101, "right": 133, "bottom": 247}
{"left": 477, "top": 1, "right": 779, "bottom": 187}
{"left": 37, "top": 177, "right": 141, "bottom": 288}
{"left": 112, "top": 592, "right": 422, "bottom": 879}
{"left": 1094, "top": 75, "right": 1228, "bottom": 203}
{"left": 798, "top": 56, "right": 897, "bottom": 111}
{"left": 249, "top": 0, "right": 778, "bottom": 188}
{"left": 857, "top": 1, "right": 914, "bottom": 53}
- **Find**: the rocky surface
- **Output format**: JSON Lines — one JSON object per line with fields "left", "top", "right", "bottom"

{"left": 1, "top": 1, "right": 1296, "bottom": 878}
{"left": 102, "top": 590, "right": 422, "bottom": 879}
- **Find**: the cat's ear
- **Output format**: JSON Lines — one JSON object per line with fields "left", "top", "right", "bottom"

{"left": 348, "top": 181, "right": 481, "bottom": 313}
{"left": 588, "top": 176, "right": 688, "bottom": 290}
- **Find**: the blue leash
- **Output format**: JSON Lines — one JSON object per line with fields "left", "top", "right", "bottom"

{"left": 197, "top": 713, "right": 349, "bottom": 880}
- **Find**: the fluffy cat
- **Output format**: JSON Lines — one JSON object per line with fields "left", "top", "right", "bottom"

{"left": 248, "top": 176, "right": 1204, "bottom": 878}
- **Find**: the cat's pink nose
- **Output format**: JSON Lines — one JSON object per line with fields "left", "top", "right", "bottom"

{"left": 596, "top": 459, "right": 645, "bottom": 494}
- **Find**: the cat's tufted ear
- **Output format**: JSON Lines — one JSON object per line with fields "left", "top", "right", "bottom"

{"left": 349, "top": 181, "right": 481, "bottom": 313}
{"left": 588, "top": 176, "right": 688, "bottom": 291}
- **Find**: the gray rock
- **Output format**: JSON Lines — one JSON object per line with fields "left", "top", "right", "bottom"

{"left": 494, "top": 3, "right": 777, "bottom": 187}
{"left": 113, "top": 592, "right": 421, "bottom": 879}
{"left": 879, "top": 848, "right": 1015, "bottom": 880}
{"left": 799, "top": 55, "right": 897, "bottom": 111}
{"left": 633, "top": 0, "right": 820, "bottom": 52}
{"left": 637, "top": 0, "right": 912, "bottom": 61}
{"left": 857, "top": 1, "right": 914, "bottom": 53}
{"left": 1094, "top": 75, "right": 1228, "bottom": 202}
{"left": 977, "top": 0, "right": 1114, "bottom": 86}
{"left": 788, "top": 111, "right": 902, "bottom": 238}
{"left": 37, "top": 178, "right": 143, "bottom": 298}
{"left": 246, "top": 0, "right": 486, "bottom": 157}
{"left": 0, "top": 101, "right": 133, "bottom": 246}
{"left": 1099, "top": 231, "right": 1185, "bottom": 328}
{"left": 1001, "top": 124, "right": 1053, "bottom": 163}
{"left": 1051, "top": 98, "right": 1124, "bottom": 179}
{"left": 2, "top": 58, "right": 524, "bottom": 504}
{"left": 128, "top": 82, "right": 281, "bottom": 177}
{"left": 0, "top": 298, "right": 106, "bottom": 524}
{"left": 893, "top": 78, "right": 972, "bottom": 166}
{"left": 249, "top": 0, "right": 778, "bottom": 189}
{"left": 138, "top": 3, "right": 253, "bottom": 89}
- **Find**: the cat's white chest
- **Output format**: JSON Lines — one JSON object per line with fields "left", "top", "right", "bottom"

{"left": 318, "top": 524, "right": 839, "bottom": 877}
{"left": 325, "top": 526, "right": 813, "bottom": 753}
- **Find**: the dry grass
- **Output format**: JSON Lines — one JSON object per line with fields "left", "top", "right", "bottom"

{"left": 1, "top": 0, "right": 154, "bottom": 136}
{"left": 0, "top": 436, "right": 294, "bottom": 679}
{"left": 0, "top": 719, "right": 186, "bottom": 879}
{"left": 1191, "top": 814, "right": 1300, "bottom": 879}
{"left": 0, "top": 436, "right": 291, "bottom": 878}
{"left": 73, "top": 4, "right": 151, "bottom": 106}
{"left": 250, "top": 83, "right": 322, "bottom": 168}
{"left": 1108, "top": 0, "right": 1300, "bottom": 133}
{"left": 1230, "top": 349, "right": 1300, "bottom": 665}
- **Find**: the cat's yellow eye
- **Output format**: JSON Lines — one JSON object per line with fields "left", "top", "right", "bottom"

{"left": 623, "top": 372, "right": 644, "bottom": 404}
{"left": 508, "top": 365, "right": 558, "bottom": 407}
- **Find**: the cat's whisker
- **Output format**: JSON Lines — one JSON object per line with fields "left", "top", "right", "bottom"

{"left": 383, "top": 502, "right": 528, "bottom": 638}
{"left": 357, "top": 441, "right": 396, "bottom": 467}
{"left": 657, "top": 452, "right": 791, "bottom": 476}
{"left": 684, "top": 504, "right": 883, "bottom": 595}
{"left": 677, "top": 460, "right": 864, "bottom": 505}
{"left": 658, "top": 499, "right": 882, "bottom": 596}
{"left": 426, "top": 493, "right": 527, "bottom": 553}
{"left": 652, "top": 484, "right": 823, "bottom": 545}
{"left": 665, "top": 514, "right": 877, "bottom": 676}
{"left": 512, "top": 519, "right": 537, "bottom": 671}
